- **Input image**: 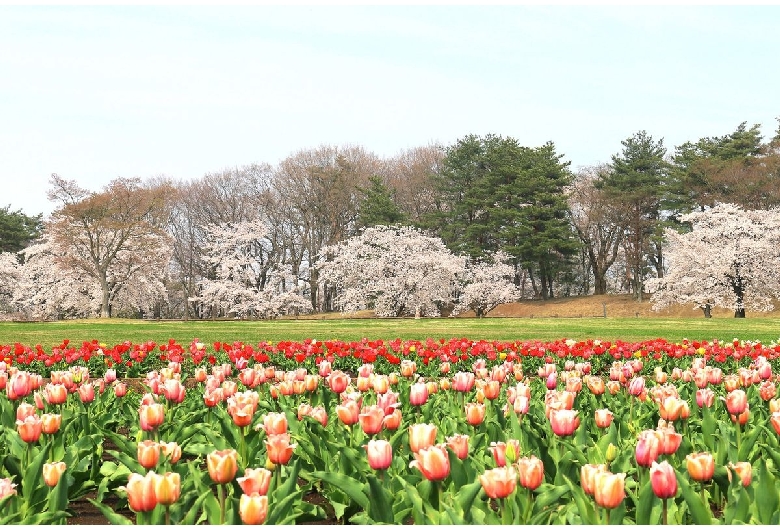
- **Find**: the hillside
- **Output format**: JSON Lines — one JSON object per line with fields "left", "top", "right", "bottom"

{"left": 470, "top": 294, "right": 780, "bottom": 319}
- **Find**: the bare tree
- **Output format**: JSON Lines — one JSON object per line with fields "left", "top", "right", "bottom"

{"left": 568, "top": 166, "right": 626, "bottom": 295}
{"left": 46, "top": 174, "right": 173, "bottom": 318}
{"left": 273, "top": 145, "right": 381, "bottom": 310}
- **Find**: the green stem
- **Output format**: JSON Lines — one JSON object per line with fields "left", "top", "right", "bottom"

{"left": 218, "top": 483, "right": 225, "bottom": 525}
{"left": 700, "top": 484, "right": 707, "bottom": 509}
{"left": 239, "top": 426, "right": 247, "bottom": 467}
{"left": 662, "top": 497, "right": 668, "bottom": 526}
{"left": 605, "top": 507, "right": 611, "bottom": 525}
{"left": 735, "top": 421, "right": 742, "bottom": 457}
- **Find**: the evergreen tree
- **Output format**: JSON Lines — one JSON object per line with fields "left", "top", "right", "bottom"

{"left": 357, "top": 175, "right": 407, "bottom": 228}
{"left": 0, "top": 205, "right": 42, "bottom": 254}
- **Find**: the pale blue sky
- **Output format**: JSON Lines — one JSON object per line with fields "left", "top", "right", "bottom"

{"left": 2, "top": 5, "right": 778, "bottom": 217}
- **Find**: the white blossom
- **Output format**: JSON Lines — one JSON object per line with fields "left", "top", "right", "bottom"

{"left": 647, "top": 203, "right": 780, "bottom": 316}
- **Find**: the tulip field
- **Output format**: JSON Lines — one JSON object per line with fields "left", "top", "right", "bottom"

{"left": 3, "top": 335, "right": 780, "bottom": 524}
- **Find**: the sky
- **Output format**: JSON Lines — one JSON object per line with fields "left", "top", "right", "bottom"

{"left": 1, "top": 5, "right": 779, "bottom": 217}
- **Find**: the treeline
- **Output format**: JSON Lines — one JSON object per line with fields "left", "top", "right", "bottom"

{"left": 1, "top": 121, "right": 779, "bottom": 320}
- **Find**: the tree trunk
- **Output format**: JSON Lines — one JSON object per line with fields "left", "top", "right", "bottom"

{"left": 700, "top": 304, "right": 712, "bottom": 318}
{"left": 734, "top": 308, "right": 746, "bottom": 318}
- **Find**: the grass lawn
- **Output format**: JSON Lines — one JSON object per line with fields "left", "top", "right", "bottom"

{"left": 1, "top": 315, "right": 780, "bottom": 348}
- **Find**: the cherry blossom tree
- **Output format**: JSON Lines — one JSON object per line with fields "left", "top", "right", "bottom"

{"left": 453, "top": 251, "right": 520, "bottom": 317}
{"left": 647, "top": 203, "right": 780, "bottom": 318}
{"left": 0, "top": 252, "right": 21, "bottom": 317}
{"left": 196, "top": 219, "right": 311, "bottom": 319}
{"left": 317, "top": 226, "right": 466, "bottom": 317}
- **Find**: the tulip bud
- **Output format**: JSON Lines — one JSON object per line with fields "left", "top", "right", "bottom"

{"left": 605, "top": 443, "right": 618, "bottom": 464}
{"left": 43, "top": 462, "right": 67, "bottom": 487}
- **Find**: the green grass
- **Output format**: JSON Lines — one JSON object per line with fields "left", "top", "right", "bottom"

{"left": 1, "top": 316, "right": 780, "bottom": 349}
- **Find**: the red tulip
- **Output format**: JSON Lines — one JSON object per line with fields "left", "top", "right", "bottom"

{"left": 635, "top": 430, "right": 660, "bottom": 467}
{"left": 650, "top": 461, "right": 677, "bottom": 499}
{"left": 410, "top": 444, "right": 450, "bottom": 481}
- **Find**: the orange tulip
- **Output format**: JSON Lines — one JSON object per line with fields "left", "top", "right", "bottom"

{"left": 730, "top": 406, "right": 750, "bottom": 426}
{"left": 359, "top": 405, "right": 385, "bottom": 436}
{"left": 594, "top": 409, "right": 613, "bottom": 429}
{"left": 686, "top": 452, "right": 715, "bottom": 482}
{"left": 400, "top": 360, "right": 416, "bottom": 378}
{"left": 239, "top": 493, "right": 268, "bottom": 525}
{"left": 137, "top": 440, "right": 161, "bottom": 470}
{"left": 44, "top": 383, "right": 67, "bottom": 405}
{"left": 163, "top": 379, "right": 186, "bottom": 404}
{"left": 483, "top": 380, "right": 501, "bottom": 401}
{"left": 123, "top": 472, "right": 158, "bottom": 513}
{"left": 408, "top": 423, "right": 437, "bottom": 453}
{"left": 446, "top": 434, "right": 469, "bottom": 460}
{"left": 516, "top": 455, "right": 544, "bottom": 491}
{"left": 16, "top": 402, "right": 36, "bottom": 422}
{"left": 771, "top": 412, "right": 780, "bottom": 436}
{"left": 372, "top": 374, "right": 389, "bottom": 394}
{"left": 650, "top": 461, "right": 677, "bottom": 499}
{"left": 383, "top": 408, "right": 402, "bottom": 431}
{"left": 410, "top": 444, "right": 450, "bottom": 482}
{"left": 364, "top": 439, "right": 393, "bottom": 470}
{"left": 593, "top": 471, "right": 626, "bottom": 509}
{"left": 465, "top": 402, "right": 486, "bottom": 426}
{"left": 760, "top": 381, "right": 777, "bottom": 401}
{"left": 729, "top": 461, "right": 752, "bottom": 487}
{"left": 479, "top": 466, "right": 517, "bottom": 499}
{"left": 606, "top": 381, "right": 621, "bottom": 395}
{"left": 77, "top": 383, "right": 95, "bottom": 403}
{"left": 586, "top": 376, "right": 605, "bottom": 395}
{"left": 659, "top": 396, "right": 686, "bottom": 422}
{"left": 207, "top": 449, "right": 239, "bottom": 484}
{"left": 153, "top": 472, "right": 181, "bottom": 506}
{"left": 656, "top": 423, "right": 682, "bottom": 455}
{"left": 581, "top": 463, "right": 608, "bottom": 496}
{"left": 16, "top": 415, "right": 42, "bottom": 444}
{"left": 490, "top": 441, "right": 508, "bottom": 467}
{"left": 139, "top": 403, "right": 165, "bottom": 432}
{"left": 42, "top": 462, "right": 67, "bottom": 487}
{"left": 262, "top": 412, "right": 288, "bottom": 435}
{"left": 237, "top": 467, "right": 272, "bottom": 496}
{"left": 265, "top": 433, "right": 296, "bottom": 465}
{"left": 40, "top": 413, "right": 62, "bottom": 435}
{"left": 229, "top": 402, "right": 255, "bottom": 428}
{"left": 159, "top": 441, "right": 182, "bottom": 464}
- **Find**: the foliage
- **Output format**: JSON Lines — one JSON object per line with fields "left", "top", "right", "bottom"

{"left": 454, "top": 251, "right": 520, "bottom": 317}
{"left": 0, "top": 205, "right": 42, "bottom": 254}
{"left": 647, "top": 203, "right": 780, "bottom": 318}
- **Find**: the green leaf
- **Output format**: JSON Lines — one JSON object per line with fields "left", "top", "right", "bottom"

{"left": 755, "top": 458, "right": 779, "bottom": 524}
{"left": 306, "top": 471, "right": 370, "bottom": 508}
{"left": 635, "top": 476, "right": 659, "bottom": 525}
{"left": 675, "top": 470, "right": 712, "bottom": 525}
{"left": 532, "top": 483, "right": 569, "bottom": 511}
{"left": 86, "top": 499, "right": 134, "bottom": 525}
{"left": 366, "top": 473, "right": 396, "bottom": 524}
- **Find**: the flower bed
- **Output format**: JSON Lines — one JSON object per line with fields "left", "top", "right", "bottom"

{"left": 2, "top": 336, "right": 780, "bottom": 524}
